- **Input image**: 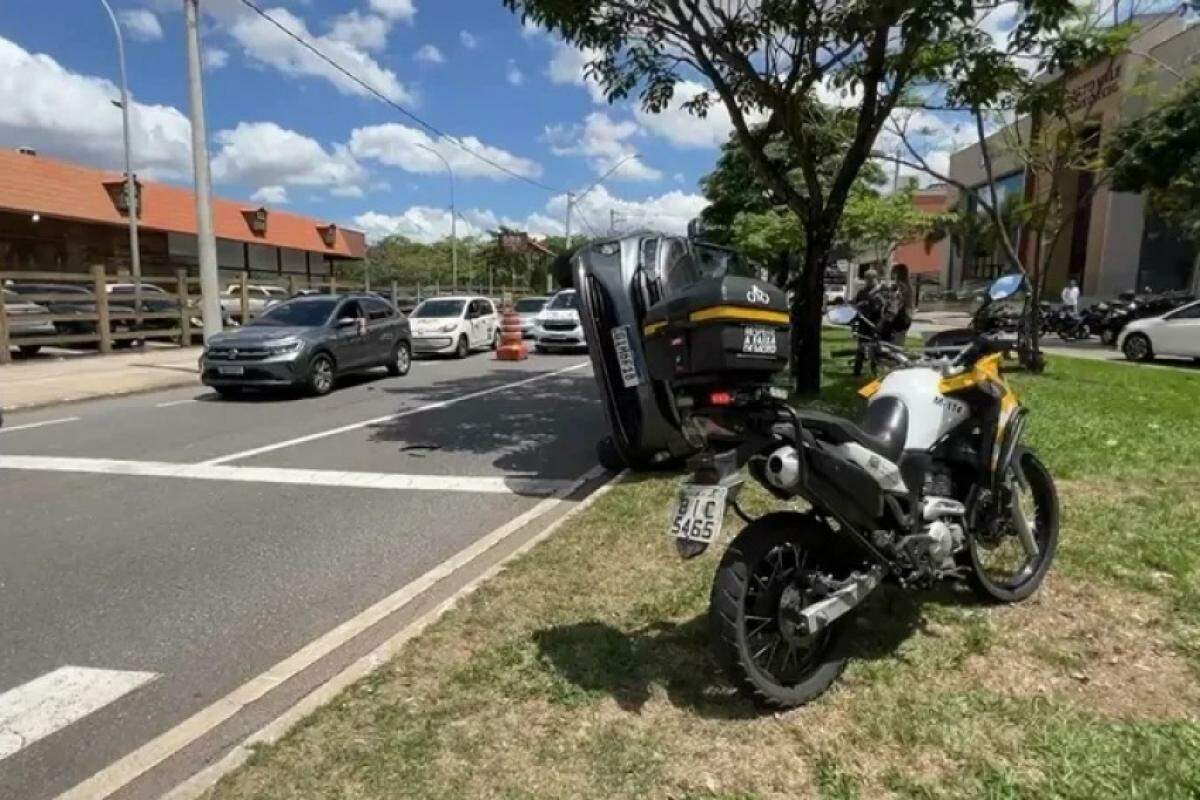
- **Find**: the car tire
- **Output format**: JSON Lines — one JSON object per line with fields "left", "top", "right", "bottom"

{"left": 387, "top": 341, "right": 412, "bottom": 377}
{"left": 491, "top": 329, "right": 501, "bottom": 350}
{"left": 17, "top": 344, "right": 42, "bottom": 357}
{"left": 534, "top": 344, "right": 545, "bottom": 354}
{"left": 307, "top": 352, "right": 336, "bottom": 396}
{"left": 1122, "top": 333, "right": 1153, "bottom": 362}
{"left": 455, "top": 335, "right": 469, "bottom": 359}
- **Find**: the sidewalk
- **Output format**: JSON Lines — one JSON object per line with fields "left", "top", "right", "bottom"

{"left": 0, "top": 346, "right": 202, "bottom": 411}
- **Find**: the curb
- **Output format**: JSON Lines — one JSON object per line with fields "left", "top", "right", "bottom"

{"left": 3, "top": 373, "right": 201, "bottom": 412}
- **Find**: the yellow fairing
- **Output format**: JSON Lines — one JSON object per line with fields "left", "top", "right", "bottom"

{"left": 938, "top": 353, "right": 1011, "bottom": 398}
{"left": 643, "top": 305, "right": 789, "bottom": 337}
{"left": 858, "top": 379, "right": 881, "bottom": 398}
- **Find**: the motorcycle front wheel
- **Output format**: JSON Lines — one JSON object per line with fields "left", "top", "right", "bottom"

{"left": 968, "top": 447, "right": 1060, "bottom": 602}
{"left": 710, "top": 513, "right": 850, "bottom": 708}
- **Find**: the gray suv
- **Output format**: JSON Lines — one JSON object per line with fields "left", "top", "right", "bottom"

{"left": 202, "top": 294, "right": 411, "bottom": 397}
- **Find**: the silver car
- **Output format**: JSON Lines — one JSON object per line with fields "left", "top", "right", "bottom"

{"left": 4, "top": 288, "right": 56, "bottom": 357}
{"left": 514, "top": 296, "right": 548, "bottom": 338}
{"left": 201, "top": 294, "right": 412, "bottom": 398}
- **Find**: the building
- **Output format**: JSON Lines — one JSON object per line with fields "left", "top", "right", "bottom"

{"left": 848, "top": 182, "right": 957, "bottom": 282}
{"left": 0, "top": 148, "right": 366, "bottom": 282}
{"left": 943, "top": 16, "right": 1200, "bottom": 298}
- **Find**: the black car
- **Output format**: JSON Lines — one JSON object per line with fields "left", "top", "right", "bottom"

{"left": 201, "top": 294, "right": 412, "bottom": 397}
{"left": 7, "top": 283, "right": 139, "bottom": 346}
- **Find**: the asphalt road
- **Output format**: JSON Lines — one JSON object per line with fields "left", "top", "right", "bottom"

{"left": 0, "top": 349, "right": 603, "bottom": 799}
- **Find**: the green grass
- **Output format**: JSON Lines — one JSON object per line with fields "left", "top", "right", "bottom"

{"left": 204, "top": 336, "right": 1200, "bottom": 800}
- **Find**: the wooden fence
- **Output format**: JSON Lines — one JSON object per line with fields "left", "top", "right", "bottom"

{"left": 1, "top": 268, "right": 537, "bottom": 364}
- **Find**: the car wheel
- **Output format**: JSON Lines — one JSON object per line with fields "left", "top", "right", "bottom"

{"left": 1122, "top": 333, "right": 1153, "bottom": 362}
{"left": 491, "top": 329, "right": 501, "bottom": 350}
{"left": 307, "top": 353, "right": 336, "bottom": 395}
{"left": 387, "top": 341, "right": 412, "bottom": 377}
{"left": 455, "top": 335, "right": 469, "bottom": 359}
{"left": 17, "top": 345, "right": 42, "bottom": 357}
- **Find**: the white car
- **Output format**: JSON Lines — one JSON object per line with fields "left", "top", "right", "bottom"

{"left": 533, "top": 289, "right": 586, "bottom": 352}
{"left": 409, "top": 296, "right": 499, "bottom": 358}
{"left": 1118, "top": 299, "right": 1200, "bottom": 362}
{"left": 220, "top": 283, "right": 289, "bottom": 321}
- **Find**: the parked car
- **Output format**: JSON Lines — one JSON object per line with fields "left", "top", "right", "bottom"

{"left": 514, "top": 296, "right": 548, "bottom": 338}
{"left": 1118, "top": 299, "right": 1200, "bottom": 362}
{"left": 533, "top": 289, "right": 585, "bottom": 353}
{"left": 105, "top": 282, "right": 181, "bottom": 332}
{"left": 3, "top": 288, "right": 56, "bottom": 356}
{"left": 371, "top": 289, "right": 421, "bottom": 314}
{"left": 409, "top": 296, "right": 499, "bottom": 358}
{"left": 7, "top": 283, "right": 138, "bottom": 346}
{"left": 220, "top": 283, "right": 288, "bottom": 322}
{"left": 201, "top": 294, "right": 411, "bottom": 397}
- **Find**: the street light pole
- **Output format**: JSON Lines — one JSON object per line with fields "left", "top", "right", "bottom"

{"left": 99, "top": 0, "right": 143, "bottom": 328}
{"left": 417, "top": 144, "right": 457, "bottom": 290}
{"left": 183, "top": 0, "right": 222, "bottom": 341}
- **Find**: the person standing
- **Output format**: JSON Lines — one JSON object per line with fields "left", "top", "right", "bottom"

{"left": 883, "top": 263, "right": 913, "bottom": 345}
{"left": 852, "top": 268, "right": 883, "bottom": 376}
{"left": 1062, "top": 279, "right": 1080, "bottom": 313}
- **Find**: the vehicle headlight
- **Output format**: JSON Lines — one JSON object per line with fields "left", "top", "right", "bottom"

{"left": 267, "top": 340, "right": 304, "bottom": 355}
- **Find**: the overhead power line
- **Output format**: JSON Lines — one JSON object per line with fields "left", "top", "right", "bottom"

{"left": 236, "top": 0, "right": 560, "bottom": 192}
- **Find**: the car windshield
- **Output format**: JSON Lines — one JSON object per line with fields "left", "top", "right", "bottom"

{"left": 547, "top": 292, "right": 579, "bottom": 310}
{"left": 412, "top": 299, "right": 465, "bottom": 318}
{"left": 515, "top": 298, "right": 547, "bottom": 312}
{"left": 250, "top": 298, "right": 337, "bottom": 327}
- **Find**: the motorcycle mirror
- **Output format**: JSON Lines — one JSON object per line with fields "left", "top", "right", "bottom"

{"left": 826, "top": 304, "right": 858, "bottom": 326}
{"left": 988, "top": 273, "right": 1024, "bottom": 301}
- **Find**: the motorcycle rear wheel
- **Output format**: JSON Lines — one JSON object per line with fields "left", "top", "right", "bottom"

{"left": 710, "top": 513, "right": 850, "bottom": 708}
{"left": 968, "top": 448, "right": 1059, "bottom": 603}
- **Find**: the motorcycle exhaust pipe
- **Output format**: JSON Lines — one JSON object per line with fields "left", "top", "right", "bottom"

{"left": 764, "top": 445, "right": 803, "bottom": 493}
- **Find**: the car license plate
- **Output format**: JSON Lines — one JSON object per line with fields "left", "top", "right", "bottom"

{"left": 742, "top": 326, "right": 777, "bottom": 355}
{"left": 667, "top": 484, "right": 728, "bottom": 544}
{"left": 218, "top": 366, "right": 244, "bottom": 376}
{"left": 611, "top": 325, "right": 640, "bottom": 387}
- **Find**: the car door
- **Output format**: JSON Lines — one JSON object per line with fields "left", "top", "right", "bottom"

{"left": 1156, "top": 302, "right": 1200, "bottom": 356}
{"left": 466, "top": 300, "right": 485, "bottom": 347}
{"left": 363, "top": 297, "right": 398, "bottom": 364}
{"left": 331, "top": 299, "right": 369, "bottom": 368}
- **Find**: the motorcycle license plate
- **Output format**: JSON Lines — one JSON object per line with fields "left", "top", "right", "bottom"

{"left": 668, "top": 484, "right": 728, "bottom": 544}
{"left": 611, "top": 325, "right": 641, "bottom": 388}
{"left": 742, "top": 326, "right": 777, "bottom": 355}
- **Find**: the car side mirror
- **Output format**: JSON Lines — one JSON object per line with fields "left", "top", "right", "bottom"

{"left": 336, "top": 317, "right": 357, "bottom": 329}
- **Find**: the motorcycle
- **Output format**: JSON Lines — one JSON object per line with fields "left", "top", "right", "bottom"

{"left": 1045, "top": 304, "right": 1092, "bottom": 341}
{"left": 644, "top": 272, "right": 1059, "bottom": 708}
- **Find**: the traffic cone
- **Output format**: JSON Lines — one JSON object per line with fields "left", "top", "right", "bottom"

{"left": 495, "top": 303, "right": 528, "bottom": 360}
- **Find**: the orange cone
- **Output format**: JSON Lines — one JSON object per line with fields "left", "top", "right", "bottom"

{"left": 495, "top": 304, "right": 529, "bottom": 360}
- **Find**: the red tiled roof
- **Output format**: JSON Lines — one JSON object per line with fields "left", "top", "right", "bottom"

{"left": 0, "top": 149, "right": 366, "bottom": 258}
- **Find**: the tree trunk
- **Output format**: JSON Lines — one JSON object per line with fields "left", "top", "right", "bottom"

{"left": 790, "top": 238, "right": 828, "bottom": 395}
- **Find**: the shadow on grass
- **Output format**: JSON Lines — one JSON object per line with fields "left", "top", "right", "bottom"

{"left": 533, "top": 582, "right": 986, "bottom": 717}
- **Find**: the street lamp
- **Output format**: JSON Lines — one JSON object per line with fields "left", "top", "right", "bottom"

{"left": 417, "top": 143, "right": 457, "bottom": 290}
{"left": 99, "top": 0, "right": 143, "bottom": 328}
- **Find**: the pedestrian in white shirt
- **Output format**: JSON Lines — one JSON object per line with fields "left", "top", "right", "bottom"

{"left": 1061, "top": 279, "right": 1080, "bottom": 312}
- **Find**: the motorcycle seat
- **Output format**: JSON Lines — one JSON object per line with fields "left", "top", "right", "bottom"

{"left": 795, "top": 397, "right": 908, "bottom": 463}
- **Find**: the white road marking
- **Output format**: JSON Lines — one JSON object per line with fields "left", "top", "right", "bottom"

{"left": 0, "top": 666, "right": 157, "bottom": 761}
{"left": 0, "top": 417, "right": 80, "bottom": 434}
{"left": 0, "top": 456, "right": 575, "bottom": 497}
{"left": 58, "top": 465, "right": 612, "bottom": 800}
{"left": 201, "top": 361, "right": 589, "bottom": 465}
{"left": 163, "top": 467, "right": 624, "bottom": 800}
{"left": 154, "top": 399, "right": 196, "bottom": 408}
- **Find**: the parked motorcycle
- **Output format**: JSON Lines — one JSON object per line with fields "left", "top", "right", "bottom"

{"left": 638, "top": 270, "right": 1059, "bottom": 708}
{"left": 1045, "top": 304, "right": 1092, "bottom": 341}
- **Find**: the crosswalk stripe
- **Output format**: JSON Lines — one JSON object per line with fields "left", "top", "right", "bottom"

{"left": 0, "top": 455, "right": 575, "bottom": 496}
{"left": 0, "top": 667, "right": 157, "bottom": 761}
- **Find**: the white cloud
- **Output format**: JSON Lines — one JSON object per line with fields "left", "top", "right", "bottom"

{"left": 0, "top": 35, "right": 192, "bottom": 179}
{"left": 635, "top": 80, "right": 766, "bottom": 149}
{"left": 415, "top": 44, "right": 445, "bottom": 64}
{"left": 506, "top": 60, "right": 523, "bottom": 86}
{"left": 355, "top": 185, "right": 708, "bottom": 244}
{"left": 543, "top": 112, "right": 662, "bottom": 181}
{"left": 119, "top": 9, "right": 163, "bottom": 42}
{"left": 203, "top": 47, "right": 230, "bottom": 70}
{"left": 211, "top": 121, "right": 366, "bottom": 192}
{"left": 368, "top": 0, "right": 416, "bottom": 23}
{"left": 348, "top": 122, "right": 543, "bottom": 180}
{"left": 227, "top": 6, "right": 413, "bottom": 105}
{"left": 520, "top": 19, "right": 543, "bottom": 39}
{"left": 460, "top": 30, "right": 478, "bottom": 49}
{"left": 331, "top": 184, "right": 365, "bottom": 198}
{"left": 546, "top": 41, "right": 606, "bottom": 102}
{"left": 250, "top": 185, "right": 289, "bottom": 204}
{"left": 327, "top": 11, "right": 390, "bottom": 52}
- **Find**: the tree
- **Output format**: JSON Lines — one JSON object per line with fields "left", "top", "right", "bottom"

{"left": 1106, "top": 76, "right": 1200, "bottom": 285}
{"left": 502, "top": 0, "right": 1081, "bottom": 393}
{"left": 840, "top": 187, "right": 944, "bottom": 268}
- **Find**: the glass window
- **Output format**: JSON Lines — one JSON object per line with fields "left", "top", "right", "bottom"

{"left": 1167, "top": 302, "right": 1200, "bottom": 320}
{"left": 251, "top": 298, "right": 337, "bottom": 327}
{"left": 364, "top": 298, "right": 393, "bottom": 320}
{"left": 547, "top": 291, "right": 580, "bottom": 310}
{"left": 412, "top": 299, "right": 466, "bottom": 318}
{"left": 515, "top": 297, "right": 546, "bottom": 312}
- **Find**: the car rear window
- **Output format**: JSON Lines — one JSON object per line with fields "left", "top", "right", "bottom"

{"left": 515, "top": 298, "right": 546, "bottom": 312}
{"left": 413, "top": 299, "right": 465, "bottom": 318}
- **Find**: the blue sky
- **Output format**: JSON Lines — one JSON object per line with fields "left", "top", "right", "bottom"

{"left": 0, "top": 0, "right": 738, "bottom": 242}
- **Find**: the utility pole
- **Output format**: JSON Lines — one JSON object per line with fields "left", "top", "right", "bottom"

{"left": 418, "top": 144, "right": 457, "bottom": 290}
{"left": 100, "top": 0, "right": 143, "bottom": 327}
{"left": 184, "top": 0, "right": 221, "bottom": 341}
{"left": 563, "top": 192, "right": 575, "bottom": 250}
